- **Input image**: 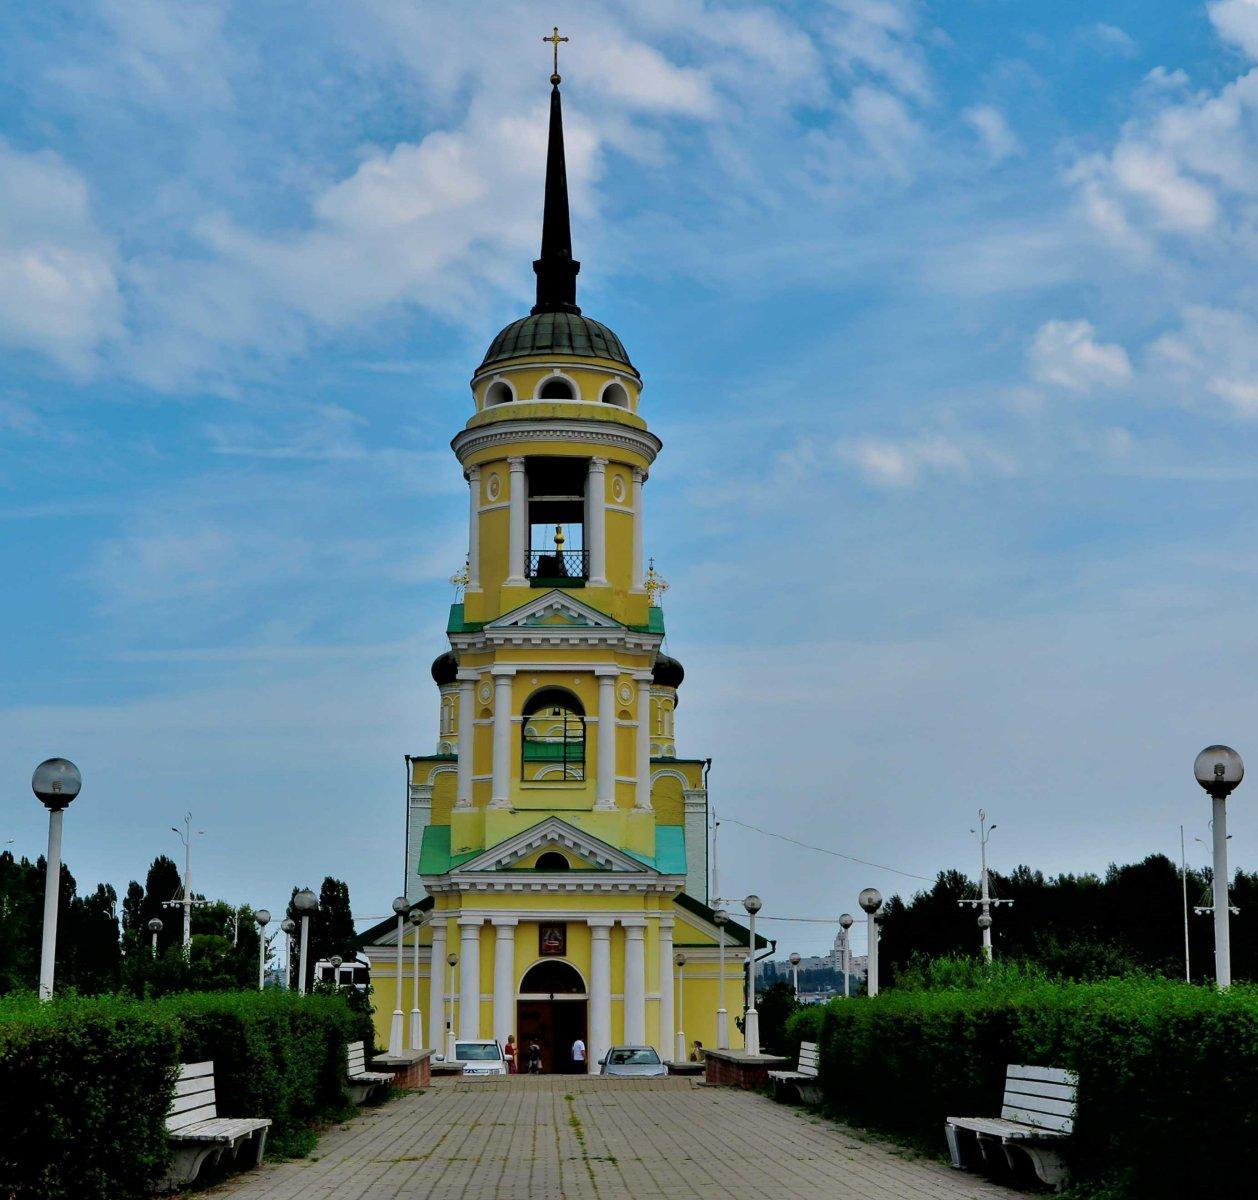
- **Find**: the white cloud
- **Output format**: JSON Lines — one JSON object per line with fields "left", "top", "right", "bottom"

{"left": 963, "top": 105, "right": 1021, "bottom": 162}
{"left": 1085, "top": 23, "right": 1138, "bottom": 58}
{"left": 1210, "top": 0, "right": 1258, "bottom": 59}
{"left": 825, "top": 0, "right": 933, "bottom": 103}
{"left": 1149, "top": 305, "right": 1258, "bottom": 417}
{"left": 1028, "top": 319, "right": 1133, "bottom": 392}
{"left": 829, "top": 432, "right": 1014, "bottom": 488}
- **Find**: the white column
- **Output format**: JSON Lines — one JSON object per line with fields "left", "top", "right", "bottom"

{"left": 428, "top": 920, "right": 447, "bottom": 1054}
{"left": 466, "top": 466, "right": 481, "bottom": 591}
{"left": 458, "top": 918, "right": 481, "bottom": 1040}
{"left": 631, "top": 468, "right": 646, "bottom": 592}
{"left": 595, "top": 670, "right": 618, "bottom": 810}
{"left": 506, "top": 456, "right": 527, "bottom": 585}
{"left": 658, "top": 918, "right": 675, "bottom": 1059}
{"left": 589, "top": 920, "right": 613, "bottom": 1072}
{"left": 455, "top": 673, "right": 476, "bottom": 810}
{"left": 586, "top": 457, "right": 608, "bottom": 586}
{"left": 490, "top": 668, "right": 514, "bottom": 809}
{"left": 623, "top": 920, "right": 647, "bottom": 1045}
{"left": 492, "top": 918, "right": 517, "bottom": 1048}
{"left": 634, "top": 673, "right": 653, "bottom": 811}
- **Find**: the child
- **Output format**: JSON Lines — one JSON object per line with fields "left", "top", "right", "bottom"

{"left": 528, "top": 1041, "right": 542, "bottom": 1074}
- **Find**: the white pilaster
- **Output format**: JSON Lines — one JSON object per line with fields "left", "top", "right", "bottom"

{"left": 595, "top": 669, "right": 618, "bottom": 810}
{"left": 506, "top": 456, "right": 527, "bottom": 585}
{"left": 634, "top": 673, "right": 653, "bottom": 811}
{"left": 658, "top": 918, "right": 675, "bottom": 1060}
{"left": 623, "top": 920, "right": 647, "bottom": 1046}
{"left": 455, "top": 672, "right": 477, "bottom": 811}
{"left": 589, "top": 919, "right": 613, "bottom": 1072}
{"left": 492, "top": 918, "right": 517, "bottom": 1049}
{"left": 490, "top": 668, "right": 514, "bottom": 809}
{"left": 458, "top": 918, "right": 481, "bottom": 1041}
{"left": 586, "top": 457, "right": 608, "bottom": 586}
{"left": 428, "top": 920, "right": 447, "bottom": 1055}
{"left": 683, "top": 788, "right": 708, "bottom": 901}
{"left": 466, "top": 466, "right": 481, "bottom": 592}
{"left": 631, "top": 468, "right": 646, "bottom": 592}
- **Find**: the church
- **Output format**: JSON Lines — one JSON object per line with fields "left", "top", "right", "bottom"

{"left": 360, "top": 51, "right": 754, "bottom": 1072}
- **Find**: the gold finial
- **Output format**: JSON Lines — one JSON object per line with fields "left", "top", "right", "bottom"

{"left": 450, "top": 559, "right": 470, "bottom": 599}
{"left": 645, "top": 556, "right": 669, "bottom": 605}
{"left": 543, "top": 25, "right": 569, "bottom": 83}
{"left": 553, "top": 523, "right": 565, "bottom": 549}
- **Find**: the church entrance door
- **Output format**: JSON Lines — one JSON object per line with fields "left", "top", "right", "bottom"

{"left": 517, "top": 960, "right": 589, "bottom": 1074}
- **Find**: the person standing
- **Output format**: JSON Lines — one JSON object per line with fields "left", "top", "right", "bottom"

{"left": 528, "top": 1041, "right": 542, "bottom": 1074}
{"left": 504, "top": 1034, "right": 517, "bottom": 1074}
{"left": 571, "top": 1035, "right": 586, "bottom": 1074}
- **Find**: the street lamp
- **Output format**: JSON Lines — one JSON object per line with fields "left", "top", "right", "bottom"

{"left": 789, "top": 951, "right": 801, "bottom": 998}
{"left": 839, "top": 914, "right": 854, "bottom": 998}
{"left": 292, "top": 888, "right": 318, "bottom": 995}
{"left": 32, "top": 758, "right": 81, "bottom": 1001}
{"left": 713, "top": 907, "right": 730, "bottom": 1049}
{"left": 858, "top": 888, "right": 883, "bottom": 997}
{"left": 445, "top": 952, "right": 458, "bottom": 1062}
{"left": 1194, "top": 745, "right": 1244, "bottom": 988}
{"left": 148, "top": 917, "right": 163, "bottom": 958}
{"left": 280, "top": 917, "right": 297, "bottom": 989}
{"left": 387, "top": 896, "right": 410, "bottom": 1054}
{"left": 408, "top": 908, "right": 425, "bottom": 1051}
{"left": 674, "top": 951, "right": 687, "bottom": 1063}
{"left": 254, "top": 909, "right": 271, "bottom": 989}
{"left": 329, "top": 954, "right": 343, "bottom": 987}
{"left": 743, "top": 894, "right": 762, "bottom": 1055}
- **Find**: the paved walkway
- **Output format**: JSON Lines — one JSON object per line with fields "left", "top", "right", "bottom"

{"left": 207, "top": 1076, "right": 1019, "bottom": 1200}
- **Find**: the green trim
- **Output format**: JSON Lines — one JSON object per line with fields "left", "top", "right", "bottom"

{"left": 530, "top": 578, "right": 585, "bottom": 589}
{"left": 674, "top": 892, "right": 765, "bottom": 948}
{"left": 410, "top": 753, "right": 457, "bottom": 763}
{"left": 355, "top": 893, "right": 433, "bottom": 949}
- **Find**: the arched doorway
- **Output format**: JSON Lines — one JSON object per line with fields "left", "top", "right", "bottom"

{"left": 517, "top": 959, "right": 589, "bottom": 1075}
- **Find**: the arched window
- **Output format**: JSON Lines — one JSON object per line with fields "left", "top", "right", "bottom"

{"left": 538, "top": 377, "right": 576, "bottom": 400}
{"left": 521, "top": 687, "right": 585, "bottom": 781}
{"left": 536, "top": 851, "right": 570, "bottom": 871}
{"left": 485, "top": 380, "right": 513, "bottom": 406}
{"left": 601, "top": 382, "right": 629, "bottom": 408}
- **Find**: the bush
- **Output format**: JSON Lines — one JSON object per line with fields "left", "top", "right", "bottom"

{"left": 0, "top": 989, "right": 370, "bottom": 1199}
{"left": 808, "top": 978, "right": 1258, "bottom": 1199}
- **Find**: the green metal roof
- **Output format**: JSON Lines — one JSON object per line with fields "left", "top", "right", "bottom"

{"left": 479, "top": 311, "right": 637, "bottom": 374}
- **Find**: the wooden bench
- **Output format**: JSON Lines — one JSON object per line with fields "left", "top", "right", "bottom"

{"left": 767, "top": 1041, "right": 822, "bottom": 1105}
{"left": 347, "top": 1040, "right": 393, "bottom": 1104}
{"left": 946, "top": 1064, "right": 1078, "bottom": 1192}
{"left": 162, "top": 1061, "right": 270, "bottom": 1190}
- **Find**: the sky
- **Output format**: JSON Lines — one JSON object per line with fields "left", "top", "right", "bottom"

{"left": 3, "top": 1, "right": 1258, "bottom": 957}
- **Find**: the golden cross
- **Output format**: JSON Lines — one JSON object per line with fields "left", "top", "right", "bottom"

{"left": 543, "top": 25, "right": 569, "bottom": 81}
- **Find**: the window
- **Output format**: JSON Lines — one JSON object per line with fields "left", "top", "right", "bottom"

{"left": 601, "top": 382, "right": 629, "bottom": 408}
{"left": 486, "top": 380, "right": 513, "bottom": 406}
{"left": 609, "top": 1048, "right": 660, "bottom": 1065}
{"left": 538, "top": 377, "right": 576, "bottom": 400}
{"left": 521, "top": 687, "right": 585, "bottom": 781}
{"left": 536, "top": 851, "right": 571, "bottom": 870}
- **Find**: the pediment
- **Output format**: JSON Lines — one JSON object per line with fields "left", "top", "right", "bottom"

{"left": 486, "top": 591, "right": 622, "bottom": 631}
{"left": 455, "top": 817, "right": 656, "bottom": 875}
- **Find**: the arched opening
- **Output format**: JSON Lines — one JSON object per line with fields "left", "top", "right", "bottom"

{"left": 517, "top": 957, "right": 589, "bottom": 1075}
{"left": 485, "top": 380, "right": 514, "bottom": 406}
{"left": 521, "top": 687, "right": 585, "bottom": 781}
{"left": 538, "top": 377, "right": 576, "bottom": 400}
{"left": 536, "top": 851, "right": 571, "bottom": 871}
{"left": 601, "top": 381, "right": 629, "bottom": 408}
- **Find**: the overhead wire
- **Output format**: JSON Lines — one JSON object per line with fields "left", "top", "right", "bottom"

{"left": 719, "top": 817, "right": 934, "bottom": 882}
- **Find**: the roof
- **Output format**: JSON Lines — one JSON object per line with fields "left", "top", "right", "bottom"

{"left": 354, "top": 893, "right": 433, "bottom": 949}
{"left": 478, "top": 310, "right": 637, "bottom": 374}
{"left": 674, "top": 892, "right": 767, "bottom": 949}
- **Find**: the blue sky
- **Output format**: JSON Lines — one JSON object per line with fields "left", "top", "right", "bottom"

{"left": 4, "top": 1, "right": 1258, "bottom": 955}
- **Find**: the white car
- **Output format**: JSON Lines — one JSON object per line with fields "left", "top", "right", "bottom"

{"left": 453, "top": 1039, "right": 508, "bottom": 1077}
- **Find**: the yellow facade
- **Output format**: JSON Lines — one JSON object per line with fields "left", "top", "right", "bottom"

{"left": 363, "top": 75, "right": 753, "bottom": 1071}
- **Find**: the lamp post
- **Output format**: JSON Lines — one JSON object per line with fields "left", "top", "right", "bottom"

{"left": 858, "top": 888, "right": 883, "bottom": 997}
{"left": 789, "top": 951, "right": 801, "bottom": 998}
{"left": 280, "top": 917, "right": 297, "bottom": 989}
{"left": 167, "top": 814, "right": 206, "bottom": 949}
{"left": 1194, "top": 745, "right": 1244, "bottom": 988}
{"left": 713, "top": 907, "right": 730, "bottom": 1049}
{"left": 32, "top": 758, "right": 81, "bottom": 1001}
{"left": 148, "top": 917, "right": 163, "bottom": 958}
{"left": 387, "top": 896, "right": 410, "bottom": 1054}
{"left": 839, "top": 913, "right": 854, "bottom": 997}
{"left": 743, "top": 894, "right": 762, "bottom": 1054}
{"left": 445, "top": 952, "right": 458, "bottom": 1062}
{"left": 292, "top": 888, "right": 318, "bottom": 995}
{"left": 674, "top": 951, "right": 687, "bottom": 1062}
{"left": 408, "top": 908, "right": 425, "bottom": 1050}
{"left": 329, "top": 954, "right": 342, "bottom": 986}
{"left": 254, "top": 909, "right": 271, "bottom": 989}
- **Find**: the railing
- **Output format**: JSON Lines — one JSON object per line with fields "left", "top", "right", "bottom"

{"left": 527, "top": 549, "right": 589, "bottom": 580}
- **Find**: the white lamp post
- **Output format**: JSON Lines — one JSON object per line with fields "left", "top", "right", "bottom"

{"left": 254, "top": 909, "right": 271, "bottom": 989}
{"left": 674, "top": 951, "right": 687, "bottom": 1062}
{"left": 1194, "top": 745, "right": 1244, "bottom": 988}
{"left": 789, "top": 951, "right": 801, "bottom": 998}
{"left": 713, "top": 907, "right": 730, "bottom": 1049}
{"left": 293, "top": 888, "right": 318, "bottom": 995}
{"left": 858, "top": 888, "right": 882, "bottom": 997}
{"left": 280, "top": 917, "right": 297, "bottom": 989}
{"left": 408, "top": 908, "right": 425, "bottom": 1050}
{"left": 32, "top": 758, "right": 81, "bottom": 1001}
{"left": 388, "top": 895, "right": 410, "bottom": 1055}
{"left": 148, "top": 917, "right": 163, "bottom": 958}
{"left": 445, "top": 952, "right": 458, "bottom": 1062}
{"left": 743, "top": 894, "right": 762, "bottom": 1054}
{"left": 839, "top": 913, "right": 854, "bottom": 997}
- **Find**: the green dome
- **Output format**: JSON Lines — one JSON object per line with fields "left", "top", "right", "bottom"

{"left": 479, "top": 311, "right": 637, "bottom": 375}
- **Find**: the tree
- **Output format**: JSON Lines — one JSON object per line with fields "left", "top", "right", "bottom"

{"left": 286, "top": 877, "right": 356, "bottom": 991}
{"left": 754, "top": 981, "right": 800, "bottom": 1056}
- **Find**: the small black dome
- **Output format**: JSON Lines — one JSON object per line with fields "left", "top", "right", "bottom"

{"left": 430, "top": 651, "right": 458, "bottom": 686}
{"left": 479, "top": 311, "right": 637, "bottom": 375}
{"left": 652, "top": 653, "right": 684, "bottom": 690}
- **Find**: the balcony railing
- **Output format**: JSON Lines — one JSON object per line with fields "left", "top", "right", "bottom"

{"left": 527, "top": 549, "right": 589, "bottom": 582}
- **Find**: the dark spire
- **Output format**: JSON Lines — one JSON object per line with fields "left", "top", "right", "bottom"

{"left": 532, "top": 79, "right": 581, "bottom": 315}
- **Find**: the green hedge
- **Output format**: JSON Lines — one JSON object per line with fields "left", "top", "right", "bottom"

{"left": 0, "top": 990, "right": 370, "bottom": 1200}
{"left": 786, "top": 979, "right": 1258, "bottom": 1199}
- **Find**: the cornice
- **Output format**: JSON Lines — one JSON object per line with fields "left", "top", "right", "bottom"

{"left": 452, "top": 419, "right": 662, "bottom": 466}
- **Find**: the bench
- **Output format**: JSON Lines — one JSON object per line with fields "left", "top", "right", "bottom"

{"left": 946, "top": 1064, "right": 1078, "bottom": 1192}
{"left": 347, "top": 1039, "right": 393, "bottom": 1104}
{"left": 767, "top": 1041, "right": 822, "bottom": 1105}
{"left": 163, "top": 1060, "right": 270, "bottom": 1190}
